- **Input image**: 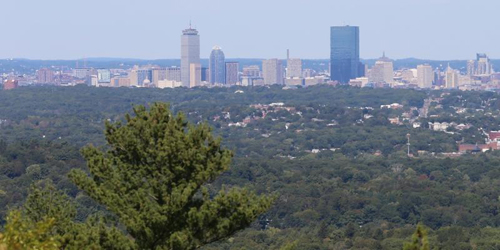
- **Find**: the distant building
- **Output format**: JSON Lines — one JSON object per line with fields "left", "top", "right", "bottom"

{"left": 97, "top": 69, "right": 111, "bottom": 84}
{"left": 73, "top": 68, "right": 91, "bottom": 79}
{"left": 3, "top": 79, "right": 18, "bottom": 90}
{"left": 330, "top": 26, "right": 360, "bottom": 83}
{"left": 209, "top": 46, "right": 225, "bottom": 84}
{"left": 201, "top": 67, "right": 209, "bottom": 82}
{"left": 189, "top": 63, "right": 201, "bottom": 88}
{"left": 166, "top": 67, "right": 181, "bottom": 82}
{"left": 110, "top": 77, "right": 130, "bottom": 87}
{"left": 417, "top": 64, "right": 433, "bottom": 88}
{"left": 152, "top": 68, "right": 167, "bottom": 87}
{"left": 137, "top": 69, "right": 152, "bottom": 87}
{"left": 181, "top": 26, "right": 200, "bottom": 87}
{"left": 445, "top": 65, "right": 459, "bottom": 89}
{"left": 369, "top": 53, "right": 393, "bottom": 84}
{"left": 242, "top": 65, "right": 261, "bottom": 77}
{"left": 475, "top": 53, "right": 494, "bottom": 76}
{"left": 262, "top": 59, "right": 284, "bottom": 85}
{"left": 37, "top": 68, "right": 54, "bottom": 84}
{"left": 286, "top": 58, "right": 302, "bottom": 78}
{"left": 225, "top": 62, "right": 239, "bottom": 85}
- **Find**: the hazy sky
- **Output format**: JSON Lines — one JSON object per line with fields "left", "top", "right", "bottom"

{"left": 2, "top": 0, "right": 499, "bottom": 60}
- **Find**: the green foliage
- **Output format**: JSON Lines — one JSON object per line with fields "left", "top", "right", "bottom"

{"left": 69, "top": 103, "right": 273, "bottom": 249}
{"left": 0, "top": 210, "right": 60, "bottom": 250}
{"left": 403, "top": 224, "right": 430, "bottom": 250}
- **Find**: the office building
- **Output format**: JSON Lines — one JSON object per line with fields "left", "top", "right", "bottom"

{"left": 137, "top": 69, "right": 152, "bottom": 87}
{"left": 417, "top": 64, "right": 433, "bottom": 88}
{"left": 209, "top": 46, "right": 225, "bottom": 84}
{"left": 445, "top": 65, "right": 459, "bottom": 89}
{"left": 152, "top": 68, "right": 167, "bottom": 87}
{"left": 225, "top": 62, "right": 239, "bottom": 85}
{"left": 201, "top": 67, "right": 209, "bottom": 82}
{"left": 189, "top": 63, "right": 201, "bottom": 88}
{"left": 476, "top": 53, "right": 494, "bottom": 76}
{"left": 242, "top": 65, "right": 261, "bottom": 77}
{"left": 369, "top": 53, "right": 393, "bottom": 84}
{"left": 330, "top": 26, "right": 360, "bottom": 83}
{"left": 262, "top": 59, "right": 284, "bottom": 85}
{"left": 181, "top": 26, "right": 200, "bottom": 87}
{"left": 97, "top": 69, "right": 111, "bottom": 83}
{"left": 74, "top": 68, "right": 91, "bottom": 79}
{"left": 286, "top": 58, "right": 302, "bottom": 78}
{"left": 37, "top": 68, "right": 54, "bottom": 84}
{"left": 166, "top": 67, "right": 181, "bottom": 82}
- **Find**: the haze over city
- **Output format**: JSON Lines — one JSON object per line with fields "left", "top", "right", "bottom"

{"left": 3, "top": 0, "right": 499, "bottom": 60}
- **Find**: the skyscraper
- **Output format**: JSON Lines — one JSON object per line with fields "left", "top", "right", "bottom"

{"left": 369, "top": 53, "right": 393, "bottom": 84}
{"left": 209, "top": 46, "right": 225, "bottom": 84}
{"left": 181, "top": 26, "right": 200, "bottom": 87}
{"left": 286, "top": 58, "right": 302, "bottom": 78}
{"left": 445, "top": 65, "right": 459, "bottom": 89}
{"left": 189, "top": 63, "right": 201, "bottom": 88}
{"left": 417, "top": 64, "right": 433, "bottom": 88}
{"left": 330, "top": 26, "right": 360, "bottom": 83}
{"left": 262, "top": 59, "right": 284, "bottom": 85}
{"left": 225, "top": 62, "right": 239, "bottom": 85}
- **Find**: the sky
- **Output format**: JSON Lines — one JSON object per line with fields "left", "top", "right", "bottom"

{"left": 2, "top": 0, "right": 499, "bottom": 60}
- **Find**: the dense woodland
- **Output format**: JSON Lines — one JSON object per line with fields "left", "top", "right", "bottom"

{"left": 3, "top": 85, "right": 500, "bottom": 249}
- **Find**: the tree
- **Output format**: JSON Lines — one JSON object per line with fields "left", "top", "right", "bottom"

{"left": 403, "top": 224, "right": 430, "bottom": 250}
{"left": 22, "top": 182, "right": 134, "bottom": 250}
{"left": 69, "top": 103, "right": 273, "bottom": 249}
{"left": 0, "top": 210, "right": 60, "bottom": 250}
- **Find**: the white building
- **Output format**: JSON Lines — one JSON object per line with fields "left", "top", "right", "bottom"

{"left": 445, "top": 65, "right": 459, "bottom": 89}
{"left": 369, "top": 53, "right": 393, "bottom": 84}
{"left": 286, "top": 58, "right": 302, "bottom": 78}
{"left": 417, "top": 64, "right": 433, "bottom": 88}
{"left": 262, "top": 59, "right": 284, "bottom": 85}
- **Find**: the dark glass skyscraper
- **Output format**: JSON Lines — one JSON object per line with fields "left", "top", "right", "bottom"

{"left": 330, "top": 26, "right": 359, "bottom": 83}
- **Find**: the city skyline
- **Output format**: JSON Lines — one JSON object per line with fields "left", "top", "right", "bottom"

{"left": 2, "top": 0, "right": 500, "bottom": 60}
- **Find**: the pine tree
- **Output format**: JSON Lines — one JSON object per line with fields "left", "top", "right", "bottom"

{"left": 403, "top": 224, "right": 430, "bottom": 250}
{"left": 23, "top": 182, "right": 135, "bottom": 250}
{"left": 69, "top": 103, "right": 273, "bottom": 249}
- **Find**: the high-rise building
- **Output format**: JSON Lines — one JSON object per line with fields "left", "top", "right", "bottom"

{"left": 137, "top": 69, "right": 153, "bottom": 87}
{"left": 201, "top": 67, "right": 209, "bottom": 82}
{"left": 369, "top": 53, "right": 393, "bottom": 84}
{"left": 37, "top": 68, "right": 54, "bottom": 84}
{"left": 181, "top": 26, "right": 200, "bottom": 87}
{"left": 242, "top": 65, "right": 261, "bottom": 77}
{"left": 262, "top": 59, "right": 284, "bottom": 85}
{"left": 152, "top": 68, "right": 167, "bottom": 87}
{"left": 97, "top": 69, "right": 111, "bottom": 83}
{"left": 330, "top": 26, "right": 360, "bottom": 83}
{"left": 189, "top": 63, "right": 201, "bottom": 88}
{"left": 476, "top": 53, "right": 493, "bottom": 76}
{"left": 209, "top": 46, "right": 225, "bottom": 84}
{"left": 445, "top": 65, "right": 459, "bottom": 89}
{"left": 417, "top": 65, "right": 433, "bottom": 88}
{"left": 165, "top": 67, "right": 181, "bottom": 82}
{"left": 225, "top": 62, "right": 239, "bottom": 85}
{"left": 286, "top": 58, "right": 302, "bottom": 78}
